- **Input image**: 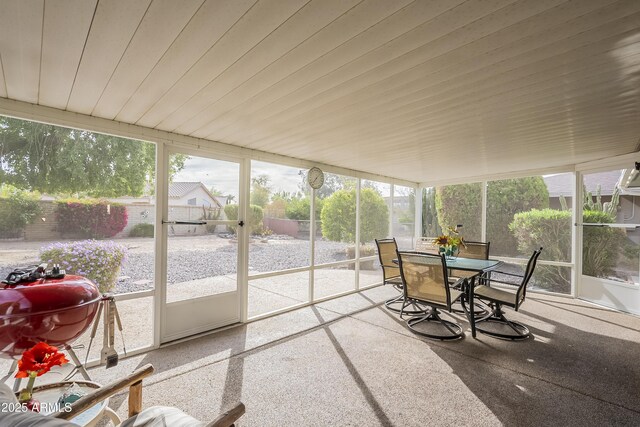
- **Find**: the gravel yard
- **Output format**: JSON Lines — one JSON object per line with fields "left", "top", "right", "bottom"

{"left": 0, "top": 235, "right": 354, "bottom": 293}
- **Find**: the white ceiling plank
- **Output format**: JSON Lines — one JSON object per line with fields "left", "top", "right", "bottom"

{"left": 114, "top": 0, "right": 256, "bottom": 123}
{"left": 168, "top": 0, "right": 401, "bottom": 134}
{"left": 256, "top": 75, "right": 639, "bottom": 156}
{"left": 209, "top": 0, "right": 552, "bottom": 142}
{"left": 218, "top": 0, "right": 595, "bottom": 146}
{"left": 0, "top": 0, "right": 44, "bottom": 103}
{"left": 197, "top": 0, "right": 506, "bottom": 140}
{"left": 221, "top": 0, "right": 626, "bottom": 145}
{"left": 39, "top": 0, "right": 97, "bottom": 109}
{"left": 173, "top": 0, "right": 416, "bottom": 136}
{"left": 255, "top": 35, "right": 640, "bottom": 150}
{"left": 66, "top": 0, "right": 152, "bottom": 114}
{"left": 223, "top": 2, "right": 640, "bottom": 149}
{"left": 136, "top": 0, "right": 310, "bottom": 128}
{"left": 92, "top": 0, "right": 205, "bottom": 119}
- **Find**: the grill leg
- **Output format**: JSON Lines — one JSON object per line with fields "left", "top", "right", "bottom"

{"left": 65, "top": 344, "right": 92, "bottom": 381}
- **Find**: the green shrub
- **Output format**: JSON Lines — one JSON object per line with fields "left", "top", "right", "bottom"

{"left": 0, "top": 185, "right": 41, "bottom": 238}
{"left": 487, "top": 177, "right": 549, "bottom": 255}
{"left": 285, "top": 197, "right": 323, "bottom": 221}
{"left": 510, "top": 209, "right": 571, "bottom": 290}
{"left": 510, "top": 208, "right": 626, "bottom": 290}
{"left": 40, "top": 240, "right": 127, "bottom": 292}
{"left": 510, "top": 209, "right": 571, "bottom": 261}
{"left": 582, "top": 210, "right": 626, "bottom": 278}
{"left": 224, "top": 204, "right": 264, "bottom": 235}
{"left": 320, "top": 188, "right": 389, "bottom": 243}
{"left": 56, "top": 199, "right": 127, "bottom": 238}
{"left": 129, "top": 223, "right": 154, "bottom": 237}
{"left": 435, "top": 183, "right": 482, "bottom": 240}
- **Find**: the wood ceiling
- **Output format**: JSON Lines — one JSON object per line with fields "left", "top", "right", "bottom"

{"left": 1, "top": 0, "right": 639, "bottom": 183}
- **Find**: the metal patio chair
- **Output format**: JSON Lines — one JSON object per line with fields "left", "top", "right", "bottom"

{"left": 375, "top": 238, "right": 426, "bottom": 315}
{"left": 472, "top": 248, "right": 543, "bottom": 340}
{"left": 396, "top": 251, "right": 466, "bottom": 340}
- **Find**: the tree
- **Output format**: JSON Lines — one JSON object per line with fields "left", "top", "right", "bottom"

{"left": 435, "top": 183, "right": 482, "bottom": 240}
{"left": 422, "top": 187, "right": 441, "bottom": 237}
{"left": 0, "top": 117, "right": 186, "bottom": 197}
{"left": 320, "top": 188, "right": 389, "bottom": 243}
{"left": 486, "top": 177, "right": 549, "bottom": 255}
{"left": 250, "top": 174, "right": 271, "bottom": 207}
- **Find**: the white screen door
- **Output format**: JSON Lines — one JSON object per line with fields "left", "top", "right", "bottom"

{"left": 160, "top": 149, "right": 244, "bottom": 342}
{"left": 579, "top": 166, "right": 640, "bottom": 315}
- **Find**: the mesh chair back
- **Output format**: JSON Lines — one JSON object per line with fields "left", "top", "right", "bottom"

{"left": 375, "top": 238, "right": 400, "bottom": 282}
{"left": 397, "top": 251, "right": 451, "bottom": 307}
{"left": 415, "top": 237, "right": 439, "bottom": 254}
{"left": 451, "top": 240, "right": 490, "bottom": 277}
{"left": 516, "top": 248, "right": 543, "bottom": 308}
{"left": 458, "top": 241, "right": 490, "bottom": 260}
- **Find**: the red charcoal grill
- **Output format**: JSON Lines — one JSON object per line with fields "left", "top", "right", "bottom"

{"left": 0, "top": 272, "right": 101, "bottom": 360}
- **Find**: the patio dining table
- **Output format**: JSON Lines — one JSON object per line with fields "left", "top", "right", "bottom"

{"left": 443, "top": 257, "right": 502, "bottom": 338}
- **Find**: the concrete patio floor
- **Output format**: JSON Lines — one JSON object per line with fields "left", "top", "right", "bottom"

{"left": 83, "top": 286, "right": 640, "bottom": 426}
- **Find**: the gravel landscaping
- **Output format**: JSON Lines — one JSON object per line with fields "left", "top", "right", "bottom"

{"left": 0, "top": 235, "right": 355, "bottom": 294}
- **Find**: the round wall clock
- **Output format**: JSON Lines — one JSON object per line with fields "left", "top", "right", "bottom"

{"left": 308, "top": 167, "right": 325, "bottom": 189}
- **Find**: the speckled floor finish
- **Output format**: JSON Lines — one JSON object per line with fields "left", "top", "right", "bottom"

{"left": 88, "top": 286, "right": 640, "bottom": 426}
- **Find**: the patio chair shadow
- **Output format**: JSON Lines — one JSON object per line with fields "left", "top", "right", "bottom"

{"left": 426, "top": 310, "right": 640, "bottom": 426}
{"left": 365, "top": 299, "right": 640, "bottom": 425}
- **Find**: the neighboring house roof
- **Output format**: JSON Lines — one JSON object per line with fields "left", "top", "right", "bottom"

{"left": 168, "top": 182, "right": 223, "bottom": 208}
{"left": 168, "top": 182, "right": 201, "bottom": 198}
{"left": 544, "top": 171, "right": 621, "bottom": 198}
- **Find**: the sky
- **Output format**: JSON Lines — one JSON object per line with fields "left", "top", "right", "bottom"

{"left": 172, "top": 156, "right": 305, "bottom": 199}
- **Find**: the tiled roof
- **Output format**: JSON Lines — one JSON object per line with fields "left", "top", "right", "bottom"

{"left": 168, "top": 182, "right": 201, "bottom": 198}
{"left": 544, "top": 171, "right": 621, "bottom": 197}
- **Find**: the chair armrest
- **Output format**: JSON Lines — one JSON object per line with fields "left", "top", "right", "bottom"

{"left": 451, "top": 277, "right": 467, "bottom": 289}
{"left": 490, "top": 270, "right": 524, "bottom": 278}
{"left": 480, "top": 277, "right": 520, "bottom": 288}
{"left": 205, "top": 402, "right": 245, "bottom": 427}
{"left": 51, "top": 364, "right": 154, "bottom": 421}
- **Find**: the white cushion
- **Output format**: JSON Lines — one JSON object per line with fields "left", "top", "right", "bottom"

{"left": 119, "top": 406, "right": 204, "bottom": 427}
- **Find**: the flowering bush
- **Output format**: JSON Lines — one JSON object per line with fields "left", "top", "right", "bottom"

{"left": 40, "top": 240, "right": 127, "bottom": 292}
{"left": 56, "top": 199, "right": 128, "bottom": 238}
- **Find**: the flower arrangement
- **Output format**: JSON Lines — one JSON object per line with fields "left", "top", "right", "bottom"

{"left": 433, "top": 225, "right": 466, "bottom": 259}
{"left": 16, "top": 342, "right": 69, "bottom": 411}
{"left": 40, "top": 239, "right": 128, "bottom": 292}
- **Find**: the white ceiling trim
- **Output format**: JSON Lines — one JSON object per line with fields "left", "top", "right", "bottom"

{"left": 0, "top": 97, "right": 418, "bottom": 188}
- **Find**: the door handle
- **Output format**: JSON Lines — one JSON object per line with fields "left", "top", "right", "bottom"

{"left": 162, "top": 220, "right": 206, "bottom": 225}
{"left": 238, "top": 220, "right": 245, "bottom": 227}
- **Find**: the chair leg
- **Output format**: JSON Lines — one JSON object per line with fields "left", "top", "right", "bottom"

{"left": 474, "top": 304, "right": 530, "bottom": 340}
{"left": 386, "top": 295, "right": 428, "bottom": 316}
{"left": 406, "top": 307, "right": 463, "bottom": 340}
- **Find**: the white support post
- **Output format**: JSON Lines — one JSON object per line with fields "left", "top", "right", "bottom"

{"left": 481, "top": 181, "right": 487, "bottom": 242}
{"left": 355, "top": 179, "right": 361, "bottom": 291}
{"left": 389, "top": 185, "right": 394, "bottom": 238}
{"left": 415, "top": 185, "right": 424, "bottom": 241}
{"left": 573, "top": 171, "right": 582, "bottom": 298}
{"left": 239, "top": 158, "right": 251, "bottom": 322}
{"left": 153, "top": 142, "right": 168, "bottom": 346}
{"left": 309, "top": 187, "right": 316, "bottom": 303}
